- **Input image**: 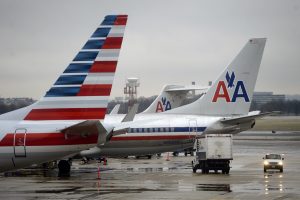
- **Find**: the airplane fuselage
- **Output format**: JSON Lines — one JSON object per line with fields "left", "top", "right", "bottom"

{"left": 0, "top": 120, "right": 98, "bottom": 172}
{"left": 95, "top": 114, "right": 222, "bottom": 157}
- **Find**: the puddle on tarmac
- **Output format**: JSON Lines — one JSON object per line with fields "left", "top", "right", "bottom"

{"left": 126, "top": 167, "right": 178, "bottom": 172}
{"left": 196, "top": 184, "right": 231, "bottom": 192}
{"left": 35, "top": 186, "right": 82, "bottom": 193}
{"left": 4, "top": 169, "right": 57, "bottom": 177}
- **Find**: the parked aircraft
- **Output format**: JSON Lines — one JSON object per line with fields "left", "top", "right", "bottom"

{"left": 0, "top": 13, "right": 268, "bottom": 172}
{"left": 81, "top": 38, "right": 268, "bottom": 157}
{"left": 0, "top": 15, "right": 128, "bottom": 173}
{"left": 105, "top": 84, "right": 208, "bottom": 122}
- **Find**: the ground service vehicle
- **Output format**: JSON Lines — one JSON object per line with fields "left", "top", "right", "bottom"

{"left": 263, "top": 154, "right": 284, "bottom": 172}
{"left": 192, "top": 134, "right": 233, "bottom": 174}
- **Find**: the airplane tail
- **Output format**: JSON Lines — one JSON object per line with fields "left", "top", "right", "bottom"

{"left": 0, "top": 15, "right": 128, "bottom": 121}
{"left": 142, "top": 85, "right": 207, "bottom": 113}
{"left": 167, "top": 38, "right": 266, "bottom": 116}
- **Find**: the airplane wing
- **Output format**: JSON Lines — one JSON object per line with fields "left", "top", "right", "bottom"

{"left": 61, "top": 120, "right": 108, "bottom": 145}
{"left": 61, "top": 120, "right": 129, "bottom": 145}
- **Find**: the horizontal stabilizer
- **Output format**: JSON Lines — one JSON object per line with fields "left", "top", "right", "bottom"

{"left": 221, "top": 111, "right": 277, "bottom": 125}
{"left": 204, "top": 125, "right": 240, "bottom": 135}
{"left": 165, "top": 85, "right": 208, "bottom": 92}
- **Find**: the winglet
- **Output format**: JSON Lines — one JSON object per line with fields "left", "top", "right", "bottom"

{"left": 110, "top": 104, "right": 120, "bottom": 114}
{"left": 122, "top": 103, "right": 139, "bottom": 122}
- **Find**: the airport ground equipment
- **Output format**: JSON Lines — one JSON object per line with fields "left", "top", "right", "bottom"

{"left": 192, "top": 134, "right": 233, "bottom": 174}
{"left": 263, "top": 153, "right": 284, "bottom": 172}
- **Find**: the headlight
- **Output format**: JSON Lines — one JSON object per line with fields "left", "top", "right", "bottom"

{"left": 264, "top": 160, "right": 269, "bottom": 165}
{"left": 279, "top": 161, "right": 283, "bottom": 165}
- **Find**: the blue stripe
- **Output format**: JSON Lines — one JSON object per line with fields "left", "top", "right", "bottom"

{"left": 82, "top": 39, "right": 105, "bottom": 49}
{"left": 128, "top": 127, "right": 206, "bottom": 133}
{"left": 64, "top": 63, "right": 93, "bottom": 73}
{"left": 101, "top": 15, "right": 117, "bottom": 25}
{"left": 73, "top": 51, "right": 98, "bottom": 61}
{"left": 54, "top": 75, "right": 86, "bottom": 85}
{"left": 91, "top": 28, "right": 110, "bottom": 38}
{"left": 45, "top": 87, "right": 81, "bottom": 97}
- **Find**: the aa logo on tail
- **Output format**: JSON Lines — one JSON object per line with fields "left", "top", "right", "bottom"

{"left": 212, "top": 71, "right": 249, "bottom": 102}
{"left": 156, "top": 97, "right": 171, "bottom": 112}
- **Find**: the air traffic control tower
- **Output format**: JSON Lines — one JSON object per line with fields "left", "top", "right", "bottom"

{"left": 124, "top": 78, "right": 140, "bottom": 112}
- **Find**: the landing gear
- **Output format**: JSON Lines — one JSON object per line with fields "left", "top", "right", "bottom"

{"left": 280, "top": 168, "right": 283, "bottom": 173}
{"left": 135, "top": 155, "right": 152, "bottom": 159}
{"left": 172, "top": 152, "right": 179, "bottom": 157}
{"left": 58, "top": 160, "right": 71, "bottom": 177}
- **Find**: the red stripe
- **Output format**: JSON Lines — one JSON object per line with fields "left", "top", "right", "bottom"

{"left": 0, "top": 134, "right": 14, "bottom": 146}
{"left": 0, "top": 133, "right": 98, "bottom": 146}
{"left": 24, "top": 108, "right": 106, "bottom": 120}
{"left": 89, "top": 61, "right": 117, "bottom": 73}
{"left": 114, "top": 16, "right": 127, "bottom": 25}
{"left": 111, "top": 135, "right": 191, "bottom": 141}
{"left": 77, "top": 84, "right": 112, "bottom": 96}
{"left": 102, "top": 37, "right": 123, "bottom": 49}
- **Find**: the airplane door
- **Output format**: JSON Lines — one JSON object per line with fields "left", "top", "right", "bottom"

{"left": 14, "top": 129, "right": 27, "bottom": 157}
{"left": 189, "top": 119, "right": 197, "bottom": 139}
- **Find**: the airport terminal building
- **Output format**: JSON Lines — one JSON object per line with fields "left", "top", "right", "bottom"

{"left": 253, "top": 92, "right": 286, "bottom": 106}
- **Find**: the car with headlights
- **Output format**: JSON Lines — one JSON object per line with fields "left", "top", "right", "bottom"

{"left": 263, "top": 154, "right": 284, "bottom": 172}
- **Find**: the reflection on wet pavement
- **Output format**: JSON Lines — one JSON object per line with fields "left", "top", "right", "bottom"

{"left": 1, "top": 140, "right": 300, "bottom": 199}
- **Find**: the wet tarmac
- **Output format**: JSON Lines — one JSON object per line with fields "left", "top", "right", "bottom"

{"left": 1, "top": 138, "right": 300, "bottom": 199}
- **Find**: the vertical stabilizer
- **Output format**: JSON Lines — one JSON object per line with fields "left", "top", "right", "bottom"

{"left": 167, "top": 38, "right": 266, "bottom": 116}
{"left": 142, "top": 85, "right": 187, "bottom": 113}
{"left": 0, "top": 15, "right": 128, "bottom": 121}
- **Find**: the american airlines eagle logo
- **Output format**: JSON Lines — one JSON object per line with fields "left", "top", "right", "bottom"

{"left": 212, "top": 71, "right": 249, "bottom": 102}
{"left": 156, "top": 97, "right": 171, "bottom": 112}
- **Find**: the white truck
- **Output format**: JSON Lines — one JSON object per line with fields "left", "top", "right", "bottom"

{"left": 192, "top": 134, "right": 233, "bottom": 174}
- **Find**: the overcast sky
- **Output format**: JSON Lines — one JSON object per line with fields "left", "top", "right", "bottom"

{"left": 0, "top": 0, "right": 299, "bottom": 99}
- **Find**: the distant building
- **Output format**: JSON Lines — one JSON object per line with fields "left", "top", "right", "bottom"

{"left": 0, "top": 97, "right": 35, "bottom": 106}
{"left": 252, "top": 92, "right": 285, "bottom": 105}
{"left": 286, "top": 95, "right": 300, "bottom": 101}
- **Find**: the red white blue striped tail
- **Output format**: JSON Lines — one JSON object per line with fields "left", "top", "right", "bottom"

{"left": 24, "top": 15, "right": 128, "bottom": 120}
